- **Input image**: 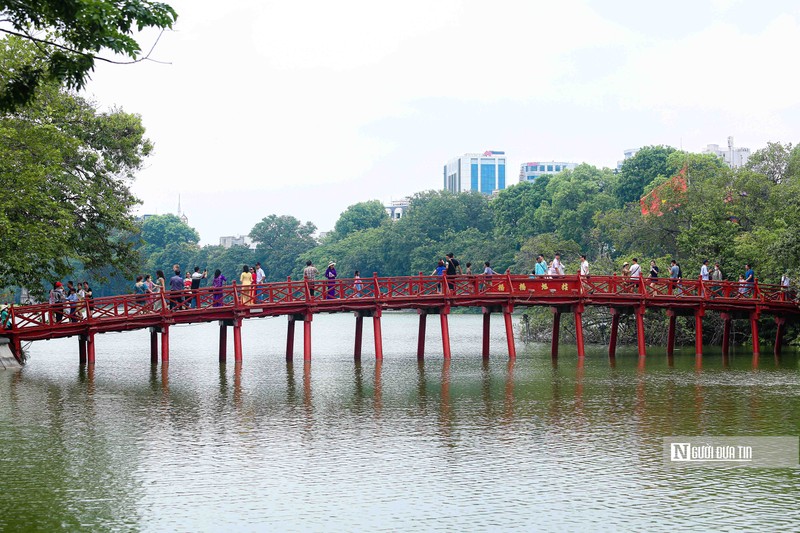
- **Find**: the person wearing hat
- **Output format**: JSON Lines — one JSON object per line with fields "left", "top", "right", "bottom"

{"left": 700, "top": 259, "right": 710, "bottom": 281}
{"left": 0, "top": 304, "right": 11, "bottom": 329}
{"left": 324, "top": 261, "right": 337, "bottom": 299}
{"left": 49, "top": 282, "right": 66, "bottom": 323}
{"left": 621, "top": 262, "right": 630, "bottom": 277}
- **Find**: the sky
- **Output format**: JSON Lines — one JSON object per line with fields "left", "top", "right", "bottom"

{"left": 85, "top": 0, "right": 800, "bottom": 245}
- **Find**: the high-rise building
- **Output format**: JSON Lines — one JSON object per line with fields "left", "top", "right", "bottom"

{"left": 219, "top": 235, "right": 248, "bottom": 248}
{"left": 518, "top": 161, "right": 578, "bottom": 182}
{"left": 443, "top": 151, "right": 507, "bottom": 194}
{"left": 703, "top": 137, "right": 751, "bottom": 168}
{"left": 616, "top": 148, "right": 639, "bottom": 171}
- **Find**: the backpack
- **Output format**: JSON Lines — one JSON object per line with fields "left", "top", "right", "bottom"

{"left": 677, "top": 265, "right": 683, "bottom": 279}
{"left": 54, "top": 290, "right": 64, "bottom": 303}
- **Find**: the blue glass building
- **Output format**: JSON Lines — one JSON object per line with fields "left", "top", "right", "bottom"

{"left": 443, "top": 151, "right": 507, "bottom": 195}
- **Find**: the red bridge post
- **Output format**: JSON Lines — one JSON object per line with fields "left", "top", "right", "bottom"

{"left": 635, "top": 306, "right": 646, "bottom": 357}
{"left": 303, "top": 312, "right": 313, "bottom": 361}
{"left": 87, "top": 332, "right": 96, "bottom": 365}
{"left": 354, "top": 311, "right": 364, "bottom": 360}
{"left": 750, "top": 312, "right": 760, "bottom": 357}
{"left": 694, "top": 308, "right": 704, "bottom": 357}
{"left": 440, "top": 306, "right": 451, "bottom": 359}
{"left": 667, "top": 310, "right": 677, "bottom": 356}
{"left": 233, "top": 318, "right": 243, "bottom": 364}
{"left": 219, "top": 322, "right": 228, "bottom": 363}
{"left": 150, "top": 328, "right": 159, "bottom": 364}
{"left": 79, "top": 335, "right": 87, "bottom": 366}
{"left": 417, "top": 310, "right": 427, "bottom": 360}
{"left": 609, "top": 308, "right": 620, "bottom": 358}
{"left": 721, "top": 312, "right": 731, "bottom": 358}
{"left": 286, "top": 315, "right": 296, "bottom": 361}
{"left": 573, "top": 304, "right": 584, "bottom": 358}
{"left": 161, "top": 325, "right": 169, "bottom": 363}
{"left": 550, "top": 307, "right": 561, "bottom": 359}
{"left": 373, "top": 308, "right": 383, "bottom": 360}
{"left": 503, "top": 304, "right": 516, "bottom": 359}
{"left": 482, "top": 307, "right": 491, "bottom": 358}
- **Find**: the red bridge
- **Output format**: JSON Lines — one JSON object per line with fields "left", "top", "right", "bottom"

{"left": 3, "top": 274, "right": 797, "bottom": 365}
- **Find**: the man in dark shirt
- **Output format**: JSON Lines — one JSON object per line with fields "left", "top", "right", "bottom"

{"left": 169, "top": 269, "right": 184, "bottom": 309}
{"left": 445, "top": 252, "right": 461, "bottom": 291}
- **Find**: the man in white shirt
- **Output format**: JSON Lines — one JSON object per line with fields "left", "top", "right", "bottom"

{"left": 629, "top": 258, "right": 642, "bottom": 278}
{"left": 700, "top": 259, "right": 710, "bottom": 280}
{"left": 552, "top": 253, "right": 564, "bottom": 276}
{"left": 255, "top": 262, "right": 265, "bottom": 284}
{"left": 580, "top": 254, "right": 589, "bottom": 277}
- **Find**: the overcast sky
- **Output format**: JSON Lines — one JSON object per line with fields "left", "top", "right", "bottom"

{"left": 85, "top": 0, "right": 800, "bottom": 245}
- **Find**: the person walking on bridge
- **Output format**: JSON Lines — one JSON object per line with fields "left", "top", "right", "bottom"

{"left": 534, "top": 255, "right": 547, "bottom": 276}
{"left": 552, "top": 253, "right": 564, "bottom": 276}
{"left": 700, "top": 260, "right": 710, "bottom": 281}
{"left": 580, "top": 255, "right": 589, "bottom": 277}
{"left": 169, "top": 269, "right": 183, "bottom": 310}
{"left": 240, "top": 265, "right": 253, "bottom": 305}
{"left": 325, "top": 261, "right": 337, "bottom": 299}
{"left": 304, "top": 260, "right": 319, "bottom": 298}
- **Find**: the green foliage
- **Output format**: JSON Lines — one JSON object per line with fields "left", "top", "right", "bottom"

{"left": 614, "top": 145, "right": 677, "bottom": 204}
{"left": 140, "top": 214, "right": 199, "bottom": 252}
{"left": 0, "top": 1, "right": 178, "bottom": 111}
{"left": 332, "top": 200, "right": 388, "bottom": 240}
{"left": 249, "top": 215, "right": 317, "bottom": 281}
{"left": 0, "top": 45, "right": 153, "bottom": 297}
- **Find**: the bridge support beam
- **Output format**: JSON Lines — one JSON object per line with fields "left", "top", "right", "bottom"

{"left": 150, "top": 328, "right": 159, "bottom": 364}
{"left": 417, "top": 310, "right": 427, "bottom": 360}
{"left": 635, "top": 307, "right": 646, "bottom": 357}
{"left": 161, "top": 325, "right": 169, "bottom": 363}
{"left": 550, "top": 307, "right": 561, "bottom": 359}
{"left": 373, "top": 308, "right": 383, "bottom": 360}
{"left": 79, "top": 335, "right": 87, "bottom": 366}
{"left": 219, "top": 321, "right": 228, "bottom": 363}
{"left": 573, "top": 304, "right": 584, "bottom": 358}
{"left": 286, "top": 315, "right": 297, "bottom": 361}
{"left": 750, "top": 312, "right": 760, "bottom": 357}
{"left": 774, "top": 317, "right": 785, "bottom": 356}
{"left": 667, "top": 310, "right": 676, "bottom": 357}
{"left": 354, "top": 312, "right": 364, "bottom": 360}
{"left": 304, "top": 313, "right": 313, "bottom": 361}
{"left": 482, "top": 307, "right": 491, "bottom": 358}
{"left": 86, "top": 332, "right": 96, "bottom": 365}
{"left": 694, "top": 308, "right": 704, "bottom": 357}
{"left": 440, "top": 307, "right": 451, "bottom": 360}
{"left": 609, "top": 308, "right": 620, "bottom": 359}
{"left": 232, "top": 319, "right": 243, "bottom": 363}
{"left": 721, "top": 313, "right": 731, "bottom": 358}
{"left": 503, "top": 304, "right": 516, "bottom": 359}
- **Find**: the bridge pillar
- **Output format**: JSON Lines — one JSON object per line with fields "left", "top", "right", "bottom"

{"left": 417, "top": 310, "right": 427, "bottom": 360}
{"left": 233, "top": 318, "right": 243, "bottom": 364}
{"left": 503, "top": 304, "right": 516, "bottom": 359}
{"left": 750, "top": 312, "right": 760, "bottom": 357}
{"left": 774, "top": 317, "right": 785, "bottom": 356}
{"left": 440, "top": 307, "right": 451, "bottom": 360}
{"left": 354, "top": 312, "right": 364, "bottom": 360}
{"left": 87, "top": 332, "right": 96, "bottom": 365}
{"left": 373, "top": 308, "right": 383, "bottom": 360}
{"left": 635, "top": 307, "right": 646, "bottom": 357}
{"left": 608, "top": 308, "right": 620, "bottom": 359}
{"left": 161, "top": 324, "right": 169, "bottom": 363}
{"left": 482, "top": 307, "right": 491, "bottom": 358}
{"left": 667, "top": 310, "right": 676, "bottom": 357}
{"left": 79, "top": 335, "right": 87, "bottom": 366}
{"left": 219, "top": 321, "right": 228, "bottom": 363}
{"left": 573, "top": 304, "right": 584, "bottom": 358}
{"left": 304, "top": 313, "right": 313, "bottom": 361}
{"left": 150, "top": 327, "right": 159, "bottom": 365}
{"left": 550, "top": 307, "right": 561, "bottom": 359}
{"left": 694, "top": 308, "right": 704, "bottom": 357}
{"left": 286, "top": 315, "right": 297, "bottom": 361}
{"left": 721, "top": 312, "right": 731, "bottom": 358}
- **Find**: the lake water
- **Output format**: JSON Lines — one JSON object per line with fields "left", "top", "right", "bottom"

{"left": 1, "top": 313, "right": 798, "bottom": 531}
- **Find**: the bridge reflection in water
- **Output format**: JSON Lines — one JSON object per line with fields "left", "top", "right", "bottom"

{"left": 4, "top": 274, "right": 797, "bottom": 367}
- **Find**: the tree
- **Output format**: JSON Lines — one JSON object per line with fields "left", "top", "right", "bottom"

{"left": 0, "top": 1, "right": 178, "bottom": 111}
{"left": 332, "top": 200, "right": 388, "bottom": 239}
{"left": 614, "top": 145, "right": 677, "bottom": 204}
{"left": 249, "top": 215, "right": 317, "bottom": 281}
{"left": 140, "top": 214, "right": 199, "bottom": 252}
{"left": 746, "top": 141, "right": 794, "bottom": 184}
{"left": 0, "top": 41, "right": 154, "bottom": 295}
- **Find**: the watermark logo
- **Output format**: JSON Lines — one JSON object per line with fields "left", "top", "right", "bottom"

{"left": 664, "top": 437, "right": 799, "bottom": 468}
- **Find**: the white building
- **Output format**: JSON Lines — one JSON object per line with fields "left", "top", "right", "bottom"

{"left": 443, "top": 151, "right": 507, "bottom": 194}
{"left": 219, "top": 235, "right": 248, "bottom": 248}
{"left": 616, "top": 148, "right": 639, "bottom": 171}
{"left": 519, "top": 161, "right": 578, "bottom": 182}
{"left": 703, "top": 137, "right": 750, "bottom": 168}
{"left": 385, "top": 197, "right": 410, "bottom": 221}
